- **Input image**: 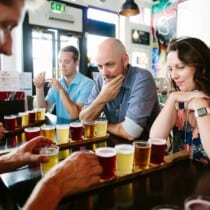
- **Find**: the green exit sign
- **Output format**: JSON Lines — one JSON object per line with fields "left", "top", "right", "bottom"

{"left": 50, "top": 1, "right": 65, "bottom": 13}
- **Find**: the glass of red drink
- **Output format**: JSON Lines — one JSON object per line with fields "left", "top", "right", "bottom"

{"left": 95, "top": 147, "right": 116, "bottom": 180}
{"left": 24, "top": 127, "right": 41, "bottom": 141}
{"left": 149, "top": 138, "right": 167, "bottom": 164}
{"left": 69, "top": 122, "right": 83, "bottom": 141}
{"left": 4, "top": 115, "right": 16, "bottom": 131}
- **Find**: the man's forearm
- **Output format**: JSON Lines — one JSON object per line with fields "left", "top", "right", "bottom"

{"left": 58, "top": 88, "right": 81, "bottom": 119}
{"left": 23, "top": 174, "right": 61, "bottom": 210}
{"left": 79, "top": 98, "right": 106, "bottom": 121}
{"left": 108, "top": 123, "right": 135, "bottom": 141}
{"left": 0, "top": 150, "right": 24, "bottom": 173}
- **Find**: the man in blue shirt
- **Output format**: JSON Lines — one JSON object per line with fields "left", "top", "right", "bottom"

{"left": 80, "top": 38, "right": 160, "bottom": 140}
{"left": 34, "top": 46, "right": 94, "bottom": 124}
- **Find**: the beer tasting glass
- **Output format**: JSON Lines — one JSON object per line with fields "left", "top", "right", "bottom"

{"left": 18, "top": 112, "right": 29, "bottom": 126}
{"left": 40, "top": 145, "right": 59, "bottom": 176}
{"left": 115, "top": 144, "right": 134, "bottom": 175}
{"left": 184, "top": 196, "right": 210, "bottom": 210}
{"left": 95, "top": 147, "right": 116, "bottom": 180}
{"left": 40, "top": 125, "right": 55, "bottom": 142}
{"left": 56, "top": 124, "right": 69, "bottom": 143}
{"left": 15, "top": 114, "right": 22, "bottom": 128}
{"left": 149, "top": 138, "right": 167, "bottom": 164}
{"left": 133, "top": 140, "right": 151, "bottom": 170}
{"left": 35, "top": 108, "right": 46, "bottom": 120}
{"left": 83, "top": 121, "right": 96, "bottom": 138}
{"left": 24, "top": 127, "right": 41, "bottom": 141}
{"left": 95, "top": 119, "right": 108, "bottom": 137}
{"left": 56, "top": 124, "right": 70, "bottom": 160}
{"left": 28, "top": 110, "right": 36, "bottom": 124}
{"left": 69, "top": 122, "right": 83, "bottom": 141}
{"left": 4, "top": 115, "right": 16, "bottom": 130}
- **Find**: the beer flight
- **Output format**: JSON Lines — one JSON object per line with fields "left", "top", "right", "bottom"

{"left": 95, "top": 138, "right": 167, "bottom": 181}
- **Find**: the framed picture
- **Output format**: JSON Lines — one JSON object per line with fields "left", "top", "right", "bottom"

{"left": 131, "top": 29, "right": 150, "bottom": 45}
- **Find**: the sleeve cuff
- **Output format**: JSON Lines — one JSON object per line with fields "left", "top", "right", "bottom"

{"left": 122, "top": 117, "right": 143, "bottom": 138}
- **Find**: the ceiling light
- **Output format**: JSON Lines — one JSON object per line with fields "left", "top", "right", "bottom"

{"left": 119, "top": 0, "right": 140, "bottom": 16}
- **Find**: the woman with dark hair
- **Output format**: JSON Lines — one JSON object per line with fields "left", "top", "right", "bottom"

{"left": 150, "top": 37, "right": 210, "bottom": 164}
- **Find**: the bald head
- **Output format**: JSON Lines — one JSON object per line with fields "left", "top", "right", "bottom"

{"left": 96, "top": 38, "right": 129, "bottom": 81}
{"left": 98, "top": 38, "right": 127, "bottom": 57}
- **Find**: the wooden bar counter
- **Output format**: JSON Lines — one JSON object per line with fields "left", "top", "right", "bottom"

{"left": 1, "top": 136, "right": 210, "bottom": 210}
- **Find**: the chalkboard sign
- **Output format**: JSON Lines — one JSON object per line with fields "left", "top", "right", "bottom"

{"left": 131, "top": 29, "right": 150, "bottom": 45}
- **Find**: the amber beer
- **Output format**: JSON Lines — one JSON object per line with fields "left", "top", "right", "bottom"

{"left": 133, "top": 141, "right": 151, "bottom": 170}
{"left": 40, "top": 146, "right": 59, "bottom": 176}
{"left": 18, "top": 112, "right": 29, "bottom": 126}
{"left": 83, "top": 121, "right": 95, "bottom": 138}
{"left": 41, "top": 125, "right": 55, "bottom": 142}
{"left": 35, "top": 108, "right": 46, "bottom": 120}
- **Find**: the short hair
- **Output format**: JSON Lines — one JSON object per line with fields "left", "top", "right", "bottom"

{"left": 60, "top": 45, "right": 80, "bottom": 62}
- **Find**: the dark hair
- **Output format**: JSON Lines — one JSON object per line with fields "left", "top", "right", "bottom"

{"left": 166, "top": 37, "right": 210, "bottom": 95}
{"left": 0, "top": 0, "right": 15, "bottom": 5}
{"left": 60, "top": 45, "right": 79, "bottom": 62}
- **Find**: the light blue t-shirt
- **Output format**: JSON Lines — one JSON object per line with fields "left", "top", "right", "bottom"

{"left": 46, "top": 72, "right": 94, "bottom": 124}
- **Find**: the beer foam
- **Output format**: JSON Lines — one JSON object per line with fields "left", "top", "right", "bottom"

{"left": 115, "top": 144, "right": 134, "bottom": 154}
{"left": 95, "top": 147, "right": 116, "bottom": 157}
{"left": 70, "top": 122, "right": 82, "bottom": 127}
{"left": 41, "top": 125, "right": 55, "bottom": 130}
{"left": 56, "top": 124, "right": 69, "bottom": 129}
{"left": 24, "top": 127, "right": 40, "bottom": 132}
{"left": 185, "top": 199, "right": 210, "bottom": 210}
{"left": 149, "top": 138, "right": 166, "bottom": 145}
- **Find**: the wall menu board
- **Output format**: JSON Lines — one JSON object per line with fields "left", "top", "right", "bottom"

{"left": 131, "top": 29, "right": 150, "bottom": 45}
{"left": 0, "top": 71, "right": 32, "bottom": 95}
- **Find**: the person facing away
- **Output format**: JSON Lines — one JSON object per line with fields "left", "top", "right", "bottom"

{"left": 80, "top": 38, "right": 160, "bottom": 141}
{"left": 150, "top": 37, "right": 210, "bottom": 164}
{"left": 33, "top": 45, "right": 94, "bottom": 124}
{"left": 0, "top": 1, "right": 102, "bottom": 210}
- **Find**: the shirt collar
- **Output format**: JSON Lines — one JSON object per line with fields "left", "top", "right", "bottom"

{"left": 123, "top": 64, "right": 132, "bottom": 89}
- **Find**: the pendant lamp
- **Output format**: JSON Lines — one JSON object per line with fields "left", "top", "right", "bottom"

{"left": 119, "top": 0, "right": 140, "bottom": 16}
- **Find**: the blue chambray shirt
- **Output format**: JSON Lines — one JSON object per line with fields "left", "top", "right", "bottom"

{"left": 45, "top": 71, "right": 94, "bottom": 124}
{"left": 84, "top": 65, "right": 160, "bottom": 137}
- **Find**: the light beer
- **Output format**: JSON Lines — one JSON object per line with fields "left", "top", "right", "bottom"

{"left": 40, "top": 146, "right": 59, "bottom": 176}
{"left": 95, "top": 119, "right": 107, "bottom": 137}
{"left": 56, "top": 124, "right": 69, "bottom": 143}
{"left": 115, "top": 144, "right": 134, "bottom": 175}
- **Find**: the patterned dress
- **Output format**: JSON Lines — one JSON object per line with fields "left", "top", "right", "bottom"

{"left": 172, "top": 109, "right": 210, "bottom": 165}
